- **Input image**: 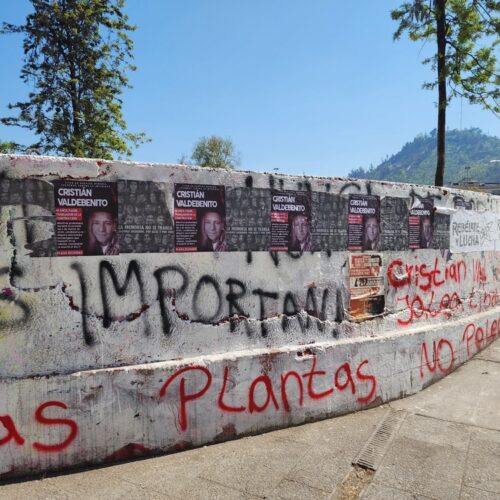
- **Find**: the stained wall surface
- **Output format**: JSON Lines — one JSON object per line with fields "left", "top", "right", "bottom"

{"left": 1, "top": 154, "right": 499, "bottom": 478}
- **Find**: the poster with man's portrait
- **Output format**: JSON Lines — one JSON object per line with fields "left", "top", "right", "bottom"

{"left": 270, "top": 190, "right": 311, "bottom": 252}
{"left": 174, "top": 184, "right": 226, "bottom": 252}
{"left": 348, "top": 194, "right": 380, "bottom": 251}
{"left": 408, "top": 199, "right": 434, "bottom": 249}
{"left": 53, "top": 180, "right": 119, "bottom": 256}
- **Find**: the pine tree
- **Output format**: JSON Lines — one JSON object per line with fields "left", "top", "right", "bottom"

{"left": 1, "top": 0, "right": 148, "bottom": 159}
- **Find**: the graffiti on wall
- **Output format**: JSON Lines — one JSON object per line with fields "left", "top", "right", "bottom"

{"left": 419, "top": 315, "right": 500, "bottom": 378}
{"left": 387, "top": 254, "right": 500, "bottom": 326}
{"left": 0, "top": 354, "right": 377, "bottom": 460}
{"left": 0, "top": 400, "right": 78, "bottom": 453}
{"left": 450, "top": 209, "right": 500, "bottom": 253}
{"left": 70, "top": 256, "right": 341, "bottom": 344}
{"left": 1, "top": 158, "right": 500, "bottom": 479}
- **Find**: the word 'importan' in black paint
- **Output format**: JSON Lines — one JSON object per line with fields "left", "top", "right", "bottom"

{"left": 72, "top": 259, "right": 338, "bottom": 345}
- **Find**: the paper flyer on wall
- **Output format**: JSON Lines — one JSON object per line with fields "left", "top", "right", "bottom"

{"left": 347, "top": 194, "right": 380, "bottom": 251}
{"left": 118, "top": 180, "right": 174, "bottom": 254}
{"left": 450, "top": 209, "right": 499, "bottom": 253}
{"left": 225, "top": 187, "right": 271, "bottom": 251}
{"left": 54, "top": 180, "right": 119, "bottom": 256}
{"left": 408, "top": 199, "right": 434, "bottom": 249}
{"left": 311, "top": 192, "right": 348, "bottom": 252}
{"left": 270, "top": 190, "right": 311, "bottom": 251}
{"left": 174, "top": 184, "right": 226, "bottom": 252}
{"left": 349, "top": 253, "right": 384, "bottom": 320}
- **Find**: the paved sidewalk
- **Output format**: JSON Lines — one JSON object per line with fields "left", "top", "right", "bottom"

{"left": 2, "top": 339, "right": 500, "bottom": 500}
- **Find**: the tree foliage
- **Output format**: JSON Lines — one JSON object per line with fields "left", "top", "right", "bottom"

{"left": 392, "top": 0, "right": 499, "bottom": 111}
{"left": 391, "top": 0, "right": 499, "bottom": 186}
{"left": 189, "top": 135, "right": 240, "bottom": 170}
{"left": 0, "top": 140, "right": 21, "bottom": 154}
{"left": 1, "top": 0, "right": 148, "bottom": 159}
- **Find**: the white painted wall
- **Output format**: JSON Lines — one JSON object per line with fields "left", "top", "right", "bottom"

{"left": 0, "top": 154, "right": 498, "bottom": 478}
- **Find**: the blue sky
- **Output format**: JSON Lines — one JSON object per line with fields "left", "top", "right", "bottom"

{"left": 0, "top": 1, "right": 498, "bottom": 177}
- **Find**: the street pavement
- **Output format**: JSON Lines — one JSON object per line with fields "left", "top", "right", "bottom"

{"left": 2, "top": 339, "right": 500, "bottom": 500}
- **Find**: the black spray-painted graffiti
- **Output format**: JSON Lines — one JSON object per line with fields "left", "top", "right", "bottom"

{"left": 71, "top": 255, "right": 343, "bottom": 346}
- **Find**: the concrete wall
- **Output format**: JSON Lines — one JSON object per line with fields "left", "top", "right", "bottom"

{"left": 1, "top": 154, "right": 499, "bottom": 478}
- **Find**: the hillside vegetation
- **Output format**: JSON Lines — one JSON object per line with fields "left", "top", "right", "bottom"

{"left": 349, "top": 128, "right": 500, "bottom": 185}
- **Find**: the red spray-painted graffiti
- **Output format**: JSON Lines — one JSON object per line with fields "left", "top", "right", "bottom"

{"left": 0, "top": 401, "right": 78, "bottom": 453}
{"left": 420, "top": 317, "right": 499, "bottom": 379}
{"left": 32, "top": 401, "right": 79, "bottom": 453}
{"left": 388, "top": 257, "right": 500, "bottom": 326}
{"left": 387, "top": 257, "right": 466, "bottom": 292}
{"left": 396, "top": 291, "right": 464, "bottom": 326}
{"left": 159, "top": 366, "right": 213, "bottom": 432}
{"left": 0, "top": 416, "right": 25, "bottom": 447}
{"left": 420, "top": 339, "right": 455, "bottom": 378}
{"left": 0, "top": 358, "right": 376, "bottom": 461}
{"left": 388, "top": 257, "right": 467, "bottom": 326}
{"left": 159, "top": 357, "right": 377, "bottom": 432}
{"left": 462, "top": 318, "right": 499, "bottom": 357}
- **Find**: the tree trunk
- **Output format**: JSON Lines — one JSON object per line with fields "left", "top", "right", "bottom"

{"left": 435, "top": 0, "right": 446, "bottom": 187}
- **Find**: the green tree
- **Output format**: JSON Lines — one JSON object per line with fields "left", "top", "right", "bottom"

{"left": 190, "top": 135, "right": 240, "bottom": 169}
{"left": 0, "top": 140, "right": 21, "bottom": 154}
{"left": 391, "top": 0, "right": 499, "bottom": 186}
{"left": 1, "top": 0, "right": 148, "bottom": 159}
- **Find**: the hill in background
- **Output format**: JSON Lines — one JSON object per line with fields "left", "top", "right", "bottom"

{"left": 349, "top": 128, "right": 500, "bottom": 185}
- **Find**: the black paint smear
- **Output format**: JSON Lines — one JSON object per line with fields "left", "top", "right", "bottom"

{"left": 252, "top": 288, "right": 278, "bottom": 337}
{"left": 282, "top": 292, "right": 306, "bottom": 333}
{"left": 154, "top": 265, "right": 189, "bottom": 336}
{"left": 335, "top": 288, "right": 344, "bottom": 323}
{"left": 100, "top": 260, "right": 151, "bottom": 336}
{"left": 71, "top": 262, "right": 95, "bottom": 346}
{"left": 192, "top": 275, "right": 223, "bottom": 323}
{"left": 226, "top": 278, "right": 248, "bottom": 332}
{"left": 340, "top": 182, "right": 361, "bottom": 195}
{"left": 269, "top": 251, "right": 280, "bottom": 267}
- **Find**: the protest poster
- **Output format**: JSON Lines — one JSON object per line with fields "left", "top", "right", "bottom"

{"left": 349, "top": 253, "right": 384, "bottom": 320}
{"left": 118, "top": 180, "right": 174, "bottom": 254}
{"left": 311, "top": 192, "right": 348, "bottom": 252}
{"left": 174, "top": 184, "right": 226, "bottom": 252}
{"left": 270, "top": 190, "right": 311, "bottom": 251}
{"left": 380, "top": 196, "right": 409, "bottom": 251}
{"left": 450, "top": 209, "right": 499, "bottom": 253}
{"left": 54, "top": 180, "right": 119, "bottom": 256}
{"left": 348, "top": 194, "right": 380, "bottom": 251}
{"left": 408, "top": 199, "right": 434, "bottom": 249}
{"left": 225, "top": 187, "right": 270, "bottom": 251}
